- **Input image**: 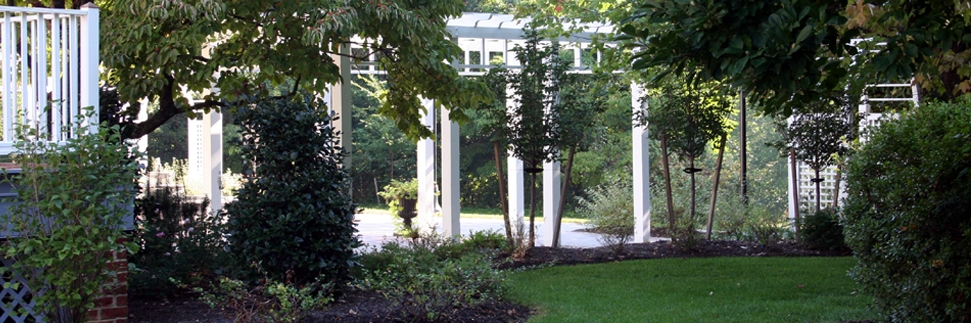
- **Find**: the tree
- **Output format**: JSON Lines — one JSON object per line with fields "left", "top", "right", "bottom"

{"left": 550, "top": 73, "right": 610, "bottom": 247}
{"left": 618, "top": 0, "right": 971, "bottom": 118}
{"left": 100, "top": 0, "right": 488, "bottom": 140}
{"left": 775, "top": 107, "right": 852, "bottom": 212}
{"left": 504, "top": 28, "right": 569, "bottom": 247}
{"left": 619, "top": 0, "right": 858, "bottom": 118}
{"left": 644, "top": 76, "right": 734, "bottom": 246}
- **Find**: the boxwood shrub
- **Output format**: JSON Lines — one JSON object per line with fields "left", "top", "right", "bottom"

{"left": 225, "top": 97, "right": 359, "bottom": 285}
{"left": 843, "top": 97, "right": 971, "bottom": 322}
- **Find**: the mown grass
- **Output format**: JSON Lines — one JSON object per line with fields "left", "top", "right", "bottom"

{"left": 508, "top": 257, "right": 873, "bottom": 323}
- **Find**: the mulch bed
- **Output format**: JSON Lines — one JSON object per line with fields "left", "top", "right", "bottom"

{"left": 129, "top": 239, "right": 853, "bottom": 323}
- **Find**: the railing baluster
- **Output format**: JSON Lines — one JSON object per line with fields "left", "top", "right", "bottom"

{"left": 69, "top": 14, "right": 77, "bottom": 138}
{"left": 19, "top": 14, "right": 27, "bottom": 133}
{"left": 36, "top": 13, "right": 46, "bottom": 140}
{"left": 52, "top": 14, "right": 61, "bottom": 142}
{"left": 2, "top": 13, "right": 11, "bottom": 143}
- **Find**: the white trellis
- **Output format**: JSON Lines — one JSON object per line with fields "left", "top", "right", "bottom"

{"left": 786, "top": 81, "right": 918, "bottom": 219}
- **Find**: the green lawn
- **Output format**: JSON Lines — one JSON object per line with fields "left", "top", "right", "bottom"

{"left": 508, "top": 257, "right": 873, "bottom": 323}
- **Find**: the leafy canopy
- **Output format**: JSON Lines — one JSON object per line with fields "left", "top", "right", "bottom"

{"left": 101, "top": 0, "right": 488, "bottom": 140}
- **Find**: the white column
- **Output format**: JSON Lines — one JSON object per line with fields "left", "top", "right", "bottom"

{"left": 542, "top": 160, "right": 561, "bottom": 246}
{"left": 505, "top": 83, "right": 525, "bottom": 235}
{"left": 441, "top": 108, "right": 461, "bottom": 237}
{"left": 79, "top": 3, "right": 100, "bottom": 134}
{"left": 631, "top": 82, "right": 651, "bottom": 243}
{"left": 330, "top": 43, "right": 352, "bottom": 168}
{"left": 205, "top": 111, "right": 223, "bottom": 212}
{"left": 416, "top": 98, "right": 437, "bottom": 232}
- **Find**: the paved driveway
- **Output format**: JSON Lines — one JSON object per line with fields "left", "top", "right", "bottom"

{"left": 354, "top": 212, "right": 664, "bottom": 249}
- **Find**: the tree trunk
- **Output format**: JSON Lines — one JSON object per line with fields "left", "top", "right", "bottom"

{"left": 706, "top": 135, "right": 726, "bottom": 240}
{"left": 790, "top": 149, "right": 801, "bottom": 232}
{"left": 389, "top": 148, "right": 395, "bottom": 181}
{"left": 552, "top": 146, "right": 576, "bottom": 248}
{"left": 740, "top": 88, "right": 748, "bottom": 205}
{"left": 814, "top": 167, "right": 821, "bottom": 213}
{"left": 374, "top": 178, "right": 380, "bottom": 204}
{"left": 689, "top": 156, "right": 696, "bottom": 223}
{"left": 528, "top": 172, "right": 537, "bottom": 248}
{"left": 661, "top": 135, "right": 676, "bottom": 231}
{"left": 493, "top": 141, "right": 512, "bottom": 244}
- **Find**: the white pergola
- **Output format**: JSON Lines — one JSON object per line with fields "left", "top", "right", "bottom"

{"left": 183, "top": 13, "right": 653, "bottom": 246}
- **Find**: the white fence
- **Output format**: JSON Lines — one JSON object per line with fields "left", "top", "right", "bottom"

{"left": 0, "top": 5, "right": 99, "bottom": 156}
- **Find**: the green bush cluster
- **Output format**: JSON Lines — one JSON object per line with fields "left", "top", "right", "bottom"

{"left": 1, "top": 112, "right": 139, "bottom": 323}
{"left": 357, "top": 232, "right": 507, "bottom": 322}
{"left": 843, "top": 97, "right": 971, "bottom": 322}
{"left": 797, "top": 208, "right": 847, "bottom": 251}
{"left": 225, "top": 98, "right": 359, "bottom": 285}
{"left": 131, "top": 185, "right": 232, "bottom": 296}
{"left": 577, "top": 175, "right": 634, "bottom": 253}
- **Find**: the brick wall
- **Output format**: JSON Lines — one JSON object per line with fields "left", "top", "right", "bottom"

{"left": 87, "top": 241, "right": 129, "bottom": 323}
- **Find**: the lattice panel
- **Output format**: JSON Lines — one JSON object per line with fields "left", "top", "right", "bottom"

{"left": 795, "top": 161, "right": 842, "bottom": 211}
{"left": 0, "top": 258, "right": 46, "bottom": 323}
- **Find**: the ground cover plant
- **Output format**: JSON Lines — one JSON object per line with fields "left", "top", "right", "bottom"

{"left": 508, "top": 257, "right": 873, "bottom": 323}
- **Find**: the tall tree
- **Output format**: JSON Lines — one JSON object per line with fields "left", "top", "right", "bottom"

{"left": 100, "top": 0, "right": 488, "bottom": 140}
{"left": 505, "top": 28, "right": 569, "bottom": 248}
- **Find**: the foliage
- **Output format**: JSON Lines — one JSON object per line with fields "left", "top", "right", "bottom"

{"left": 101, "top": 0, "right": 489, "bottom": 140}
{"left": 644, "top": 74, "right": 734, "bottom": 245}
{"left": 225, "top": 98, "right": 359, "bottom": 285}
{"left": 577, "top": 175, "right": 634, "bottom": 254}
{"left": 844, "top": 1, "right": 971, "bottom": 101}
{"left": 200, "top": 273, "right": 331, "bottom": 323}
{"left": 378, "top": 179, "right": 418, "bottom": 209}
{"left": 744, "top": 204, "right": 788, "bottom": 248}
{"left": 359, "top": 233, "right": 507, "bottom": 322}
{"left": 843, "top": 97, "right": 971, "bottom": 322}
{"left": 618, "top": 0, "right": 860, "bottom": 117}
{"left": 504, "top": 28, "right": 569, "bottom": 172}
{"left": 508, "top": 257, "right": 874, "bottom": 323}
{"left": 131, "top": 184, "right": 232, "bottom": 297}
{"left": 798, "top": 208, "right": 847, "bottom": 252}
{"left": 0, "top": 112, "right": 140, "bottom": 323}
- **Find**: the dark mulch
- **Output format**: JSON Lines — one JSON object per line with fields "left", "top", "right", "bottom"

{"left": 129, "top": 239, "right": 853, "bottom": 323}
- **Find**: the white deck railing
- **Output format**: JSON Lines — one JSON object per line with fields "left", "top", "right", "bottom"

{"left": 0, "top": 4, "right": 99, "bottom": 156}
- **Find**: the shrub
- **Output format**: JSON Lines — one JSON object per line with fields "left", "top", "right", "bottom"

{"left": 843, "top": 97, "right": 971, "bottom": 322}
{"left": 1, "top": 113, "right": 139, "bottom": 323}
{"left": 577, "top": 175, "right": 634, "bottom": 253}
{"left": 744, "top": 204, "right": 787, "bottom": 248}
{"left": 225, "top": 98, "right": 359, "bottom": 285}
{"left": 131, "top": 184, "right": 232, "bottom": 296}
{"left": 200, "top": 274, "right": 331, "bottom": 323}
{"left": 797, "top": 208, "right": 847, "bottom": 251}
{"left": 359, "top": 233, "right": 507, "bottom": 322}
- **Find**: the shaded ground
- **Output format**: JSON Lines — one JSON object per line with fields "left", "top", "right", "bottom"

{"left": 129, "top": 240, "right": 853, "bottom": 323}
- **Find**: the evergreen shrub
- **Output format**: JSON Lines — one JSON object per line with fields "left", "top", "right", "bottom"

{"left": 797, "top": 208, "right": 847, "bottom": 251}
{"left": 225, "top": 98, "right": 359, "bottom": 285}
{"left": 843, "top": 97, "right": 971, "bottom": 322}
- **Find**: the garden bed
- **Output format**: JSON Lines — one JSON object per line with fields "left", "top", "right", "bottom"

{"left": 128, "top": 239, "right": 851, "bottom": 323}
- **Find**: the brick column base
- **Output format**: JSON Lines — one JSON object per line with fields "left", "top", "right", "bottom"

{"left": 87, "top": 240, "right": 129, "bottom": 323}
